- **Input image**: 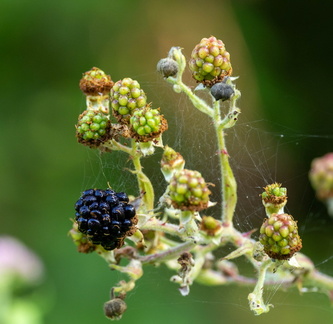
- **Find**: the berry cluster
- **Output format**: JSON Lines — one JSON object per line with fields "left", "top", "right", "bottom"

{"left": 189, "top": 36, "right": 232, "bottom": 86}
{"left": 79, "top": 67, "right": 114, "bottom": 96}
{"left": 110, "top": 78, "right": 147, "bottom": 122}
{"left": 169, "top": 169, "right": 211, "bottom": 211}
{"left": 259, "top": 213, "right": 302, "bottom": 260}
{"left": 74, "top": 189, "right": 137, "bottom": 250}
{"left": 129, "top": 107, "right": 167, "bottom": 142}
{"left": 76, "top": 110, "right": 111, "bottom": 147}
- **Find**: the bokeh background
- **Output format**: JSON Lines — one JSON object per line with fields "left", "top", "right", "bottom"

{"left": 1, "top": 0, "right": 333, "bottom": 323}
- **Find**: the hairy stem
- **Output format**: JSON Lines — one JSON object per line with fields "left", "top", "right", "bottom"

{"left": 138, "top": 240, "right": 196, "bottom": 264}
{"left": 130, "top": 140, "right": 155, "bottom": 212}
{"left": 213, "top": 100, "right": 237, "bottom": 225}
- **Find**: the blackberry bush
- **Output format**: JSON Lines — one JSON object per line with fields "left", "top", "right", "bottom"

{"left": 70, "top": 36, "right": 333, "bottom": 320}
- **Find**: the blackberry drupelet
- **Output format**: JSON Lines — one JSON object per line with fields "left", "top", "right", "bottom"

{"left": 74, "top": 189, "right": 138, "bottom": 250}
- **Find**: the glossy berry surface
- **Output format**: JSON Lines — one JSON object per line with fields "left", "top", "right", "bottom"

{"left": 74, "top": 188, "right": 137, "bottom": 250}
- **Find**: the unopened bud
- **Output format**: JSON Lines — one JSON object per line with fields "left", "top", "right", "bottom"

{"left": 210, "top": 81, "right": 234, "bottom": 101}
{"left": 157, "top": 58, "right": 178, "bottom": 78}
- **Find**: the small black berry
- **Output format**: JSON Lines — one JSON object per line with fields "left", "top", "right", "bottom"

{"left": 105, "top": 194, "right": 119, "bottom": 206}
{"left": 83, "top": 195, "right": 97, "bottom": 205}
{"left": 94, "top": 189, "right": 104, "bottom": 198}
{"left": 79, "top": 205, "right": 90, "bottom": 216}
{"left": 75, "top": 199, "right": 84, "bottom": 211}
{"left": 111, "top": 206, "right": 125, "bottom": 220}
{"left": 123, "top": 204, "right": 136, "bottom": 219}
{"left": 88, "top": 218, "right": 101, "bottom": 233}
{"left": 105, "top": 189, "right": 116, "bottom": 195}
{"left": 89, "top": 202, "right": 99, "bottom": 210}
{"left": 77, "top": 217, "right": 88, "bottom": 233}
{"left": 116, "top": 192, "right": 129, "bottom": 203}
{"left": 122, "top": 219, "right": 132, "bottom": 228}
{"left": 82, "top": 189, "right": 95, "bottom": 196}
{"left": 99, "top": 202, "right": 110, "bottom": 211}
{"left": 90, "top": 209, "right": 102, "bottom": 219}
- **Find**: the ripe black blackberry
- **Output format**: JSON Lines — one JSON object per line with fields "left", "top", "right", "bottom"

{"left": 74, "top": 189, "right": 137, "bottom": 250}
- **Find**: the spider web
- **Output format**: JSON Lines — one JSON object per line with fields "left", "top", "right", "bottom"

{"left": 78, "top": 72, "right": 333, "bottom": 323}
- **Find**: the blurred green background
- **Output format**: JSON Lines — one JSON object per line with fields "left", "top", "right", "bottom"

{"left": 1, "top": 0, "right": 333, "bottom": 323}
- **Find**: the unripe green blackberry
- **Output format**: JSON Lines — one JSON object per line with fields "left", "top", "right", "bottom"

{"left": 189, "top": 36, "right": 232, "bottom": 87}
{"left": 200, "top": 216, "right": 222, "bottom": 236}
{"left": 129, "top": 107, "right": 168, "bottom": 142}
{"left": 160, "top": 146, "right": 185, "bottom": 182}
{"left": 309, "top": 153, "right": 333, "bottom": 201}
{"left": 169, "top": 169, "right": 211, "bottom": 211}
{"left": 261, "top": 183, "right": 287, "bottom": 216}
{"left": 76, "top": 110, "right": 111, "bottom": 148}
{"left": 79, "top": 67, "right": 114, "bottom": 96}
{"left": 259, "top": 213, "right": 302, "bottom": 260}
{"left": 110, "top": 78, "right": 147, "bottom": 123}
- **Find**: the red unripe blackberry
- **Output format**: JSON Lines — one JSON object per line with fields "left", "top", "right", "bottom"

{"left": 169, "top": 169, "right": 211, "bottom": 211}
{"left": 189, "top": 36, "right": 232, "bottom": 87}
{"left": 74, "top": 189, "right": 137, "bottom": 250}
{"left": 309, "top": 153, "right": 333, "bottom": 201}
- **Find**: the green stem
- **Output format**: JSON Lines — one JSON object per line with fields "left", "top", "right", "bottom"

{"left": 130, "top": 140, "right": 155, "bottom": 212}
{"left": 102, "top": 139, "right": 155, "bottom": 212}
{"left": 213, "top": 100, "right": 237, "bottom": 226}
{"left": 138, "top": 240, "right": 196, "bottom": 264}
{"left": 167, "top": 78, "right": 214, "bottom": 117}
{"left": 140, "top": 217, "right": 182, "bottom": 238}
{"left": 248, "top": 258, "right": 274, "bottom": 315}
